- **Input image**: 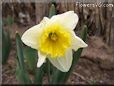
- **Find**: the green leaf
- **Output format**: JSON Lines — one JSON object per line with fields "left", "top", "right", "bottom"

{"left": 23, "top": 47, "right": 37, "bottom": 72}
{"left": 46, "top": 59, "right": 51, "bottom": 83}
{"left": 34, "top": 65, "right": 45, "bottom": 84}
{"left": 49, "top": 4, "right": 56, "bottom": 18}
{"left": 2, "top": 29, "right": 11, "bottom": 64}
{"left": 51, "top": 70, "right": 65, "bottom": 84}
{"left": 16, "top": 57, "right": 32, "bottom": 84}
{"left": 16, "top": 33, "right": 25, "bottom": 69}
{"left": 15, "top": 32, "right": 31, "bottom": 84}
{"left": 51, "top": 25, "right": 88, "bottom": 84}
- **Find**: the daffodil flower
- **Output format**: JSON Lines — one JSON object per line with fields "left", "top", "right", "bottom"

{"left": 21, "top": 11, "right": 88, "bottom": 72}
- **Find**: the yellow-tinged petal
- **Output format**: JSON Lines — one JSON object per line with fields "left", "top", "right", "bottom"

{"left": 50, "top": 11, "right": 78, "bottom": 30}
{"left": 21, "top": 17, "right": 49, "bottom": 49}
{"left": 37, "top": 51, "right": 46, "bottom": 67}
{"left": 48, "top": 48, "right": 72, "bottom": 72}
{"left": 71, "top": 31, "right": 88, "bottom": 51}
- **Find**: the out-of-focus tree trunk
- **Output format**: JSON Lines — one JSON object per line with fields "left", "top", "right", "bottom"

{"left": 98, "top": 2, "right": 113, "bottom": 46}
{"left": 35, "top": 1, "right": 49, "bottom": 24}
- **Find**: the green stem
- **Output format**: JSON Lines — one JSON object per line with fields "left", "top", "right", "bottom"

{"left": 47, "top": 59, "right": 51, "bottom": 83}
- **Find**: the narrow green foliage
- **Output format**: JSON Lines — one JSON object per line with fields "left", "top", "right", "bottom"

{"left": 16, "top": 60, "right": 32, "bottom": 84}
{"left": 23, "top": 47, "right": 37, "bottom": 72}
{"left": 34, "top": 65, "right": 45, "bottom": 84}
{"left": 51, "top": 70, "right": 66, "bottom": 84}
{"left": 49, "top": 4, "right": 56, "bottom": 18}
{"left": 16, "top": 33, "right": 31, "bottom": 84}
{"left": 47, "top": 59, "right": 51, "bottom": 83}
{"left": 2, "top": 29, "right": 11, "bottom": 64}
{"left": 16, "top": 33, "right": 25, "bottom": 69}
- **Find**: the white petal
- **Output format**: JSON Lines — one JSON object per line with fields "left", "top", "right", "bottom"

{"left": 37, "top": 51, "right": 46, "bottom": 67}
{"left": 50, "top": 11, "right": 79, "bottom": 30}
{"left": 48, "top": 48, "right": 72, "bottom": 72}
{"left": 71, "top": 31, "right": 88, "bottom": 51}
{"left": 21, "top": 17, "right": 49, "bottom": 49}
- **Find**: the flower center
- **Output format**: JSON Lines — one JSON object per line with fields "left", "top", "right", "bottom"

{"left": 49, "top": 32, "right": 58, "bottom": 41}
{"left": 39, "top": 24, "right": 71, "bottom": 58}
